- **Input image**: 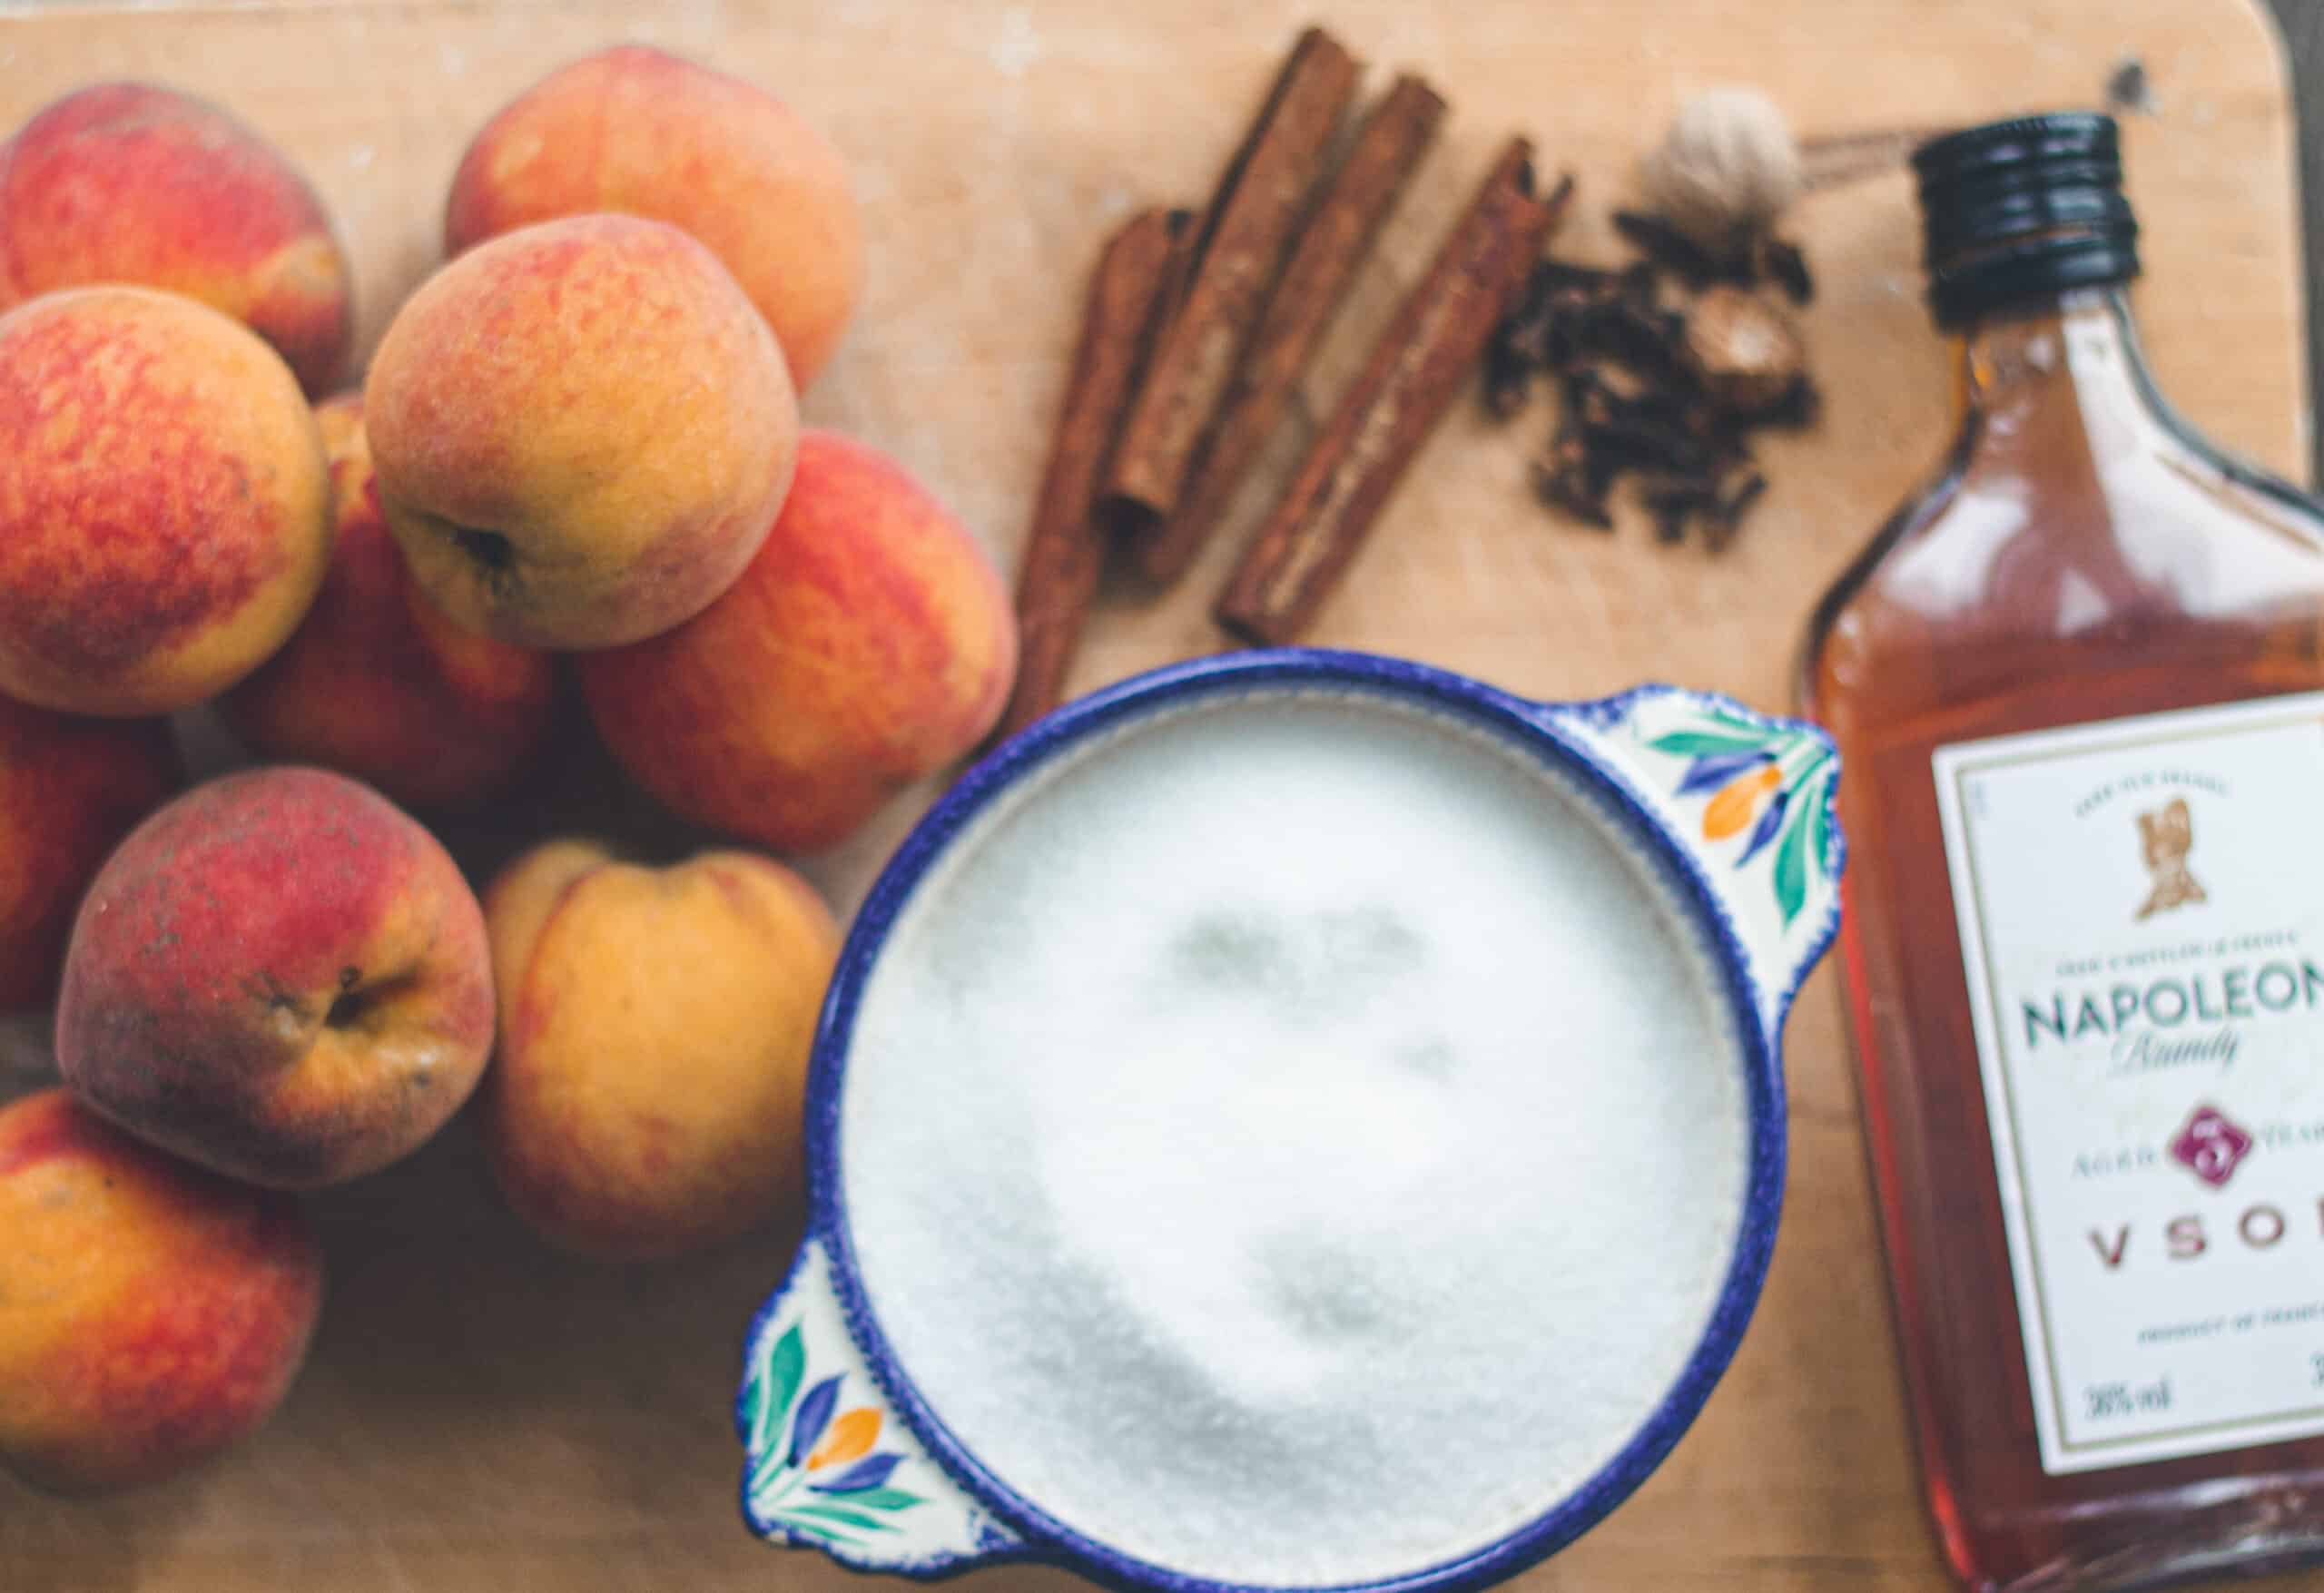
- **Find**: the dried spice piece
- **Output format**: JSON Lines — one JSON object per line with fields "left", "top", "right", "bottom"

{"left": 1639, "top": 87, "right": 1804, "bottom": 249}
{"left": 1482, "top": 193, "right": 1818, "bottom": 550}
{"left": 1759, "top": 236, "right": 1814, "bottom": 304}
{"left": 1683, "top": 284, "right": 1807, "bottom": 414}
{"left": 1641, "top": 480, "right": 1713, "bottom": 544}
{"left": 1611, "top": 208, "right": 1733, "bottom": 286}
{"left": 1534, "top": 430, "right": 1612, "bottom": 529}
{"left": 1482, "top": 333, "right": 1538, "bottom": 419}
{"left": 1136, "top": 73, "right": 1446, "bottom": 585}
{"left": 1759, "top": 374, "right": 1821, "bottom": 428}
{"left": 1707, "top": 467, "right": 1768, "bottom": 550}
{"left": 1612, "top": 208, "right": 1815, "bottom": 305}
{"left": 988, "top": 208, "right": 1196, "bottom": 747}
{"left": 1216, "top": 144, "right": 1571, "bottom": 645}
{"left": 1100, "top": 27, "right": 1359, "bottom": 530}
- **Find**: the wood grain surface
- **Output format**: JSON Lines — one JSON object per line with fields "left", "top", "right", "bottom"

{"left": 0, "top": 3, "right": 2315, "bottom": 1590}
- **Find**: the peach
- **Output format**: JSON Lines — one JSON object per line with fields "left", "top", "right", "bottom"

{"left": 0, "top": 287, "right": 331, "bottom": 716}
{"left": 0, "top": 84, "right": 352, "bottom": 393}
{"left": 446, "top": 45, "right": 862, "bottom": 389}
{"left": 56, "top": 767, "right": 495, "bottom": 1189}
{"left": 481, "top": 840, "right": 839, "bottom": 1261}
{"left": 219, "top": 393, "right": 557, "bottom": 808}
{"left": 365, "top": 214, "right": 797, "bottom": 650}
{"left": 578, "top": 430, "right": 1016, "bottom": 852}
{"left": 0, "top": 694, "right": 181, "bottom": 1012}
{"left": 0, "top": 1088, "right": 322, "bottom": 1495}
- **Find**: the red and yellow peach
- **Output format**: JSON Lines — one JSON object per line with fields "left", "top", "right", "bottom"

{"left": 0, "top": 1088, "right": 322, "bottom": 1495}
{"left": 446, "top": 45, "right": 862, "bottom": 388}
{"left": 365, "top": 214, "right": 798, "bottom": 650}
{"left": 0, "top": 287, "right": 331, "bottom": 716}
{"left": 0, "top": 83, "right": 352, "bottom": 393}
{"left": 57, "top": 766, "right": 496, "bottom": 1190}
{"left": 578, "top": 430, "right": 1016, "bottom": 852}
{"left": 481, "top": 841, "right": 839, "bottom": 1260}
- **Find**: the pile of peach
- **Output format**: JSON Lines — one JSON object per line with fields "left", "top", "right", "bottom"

{"left": 0, "top": 48, "right": 1016, "bottom": 1495}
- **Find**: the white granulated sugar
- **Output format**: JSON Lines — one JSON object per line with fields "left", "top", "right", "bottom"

{"left": 840, "top": 691, "right": 1748, "bottom": 1588}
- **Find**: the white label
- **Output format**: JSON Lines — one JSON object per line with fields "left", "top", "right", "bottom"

{"left": 1935, "top": 693, "right": 2324, "bottom": 1475}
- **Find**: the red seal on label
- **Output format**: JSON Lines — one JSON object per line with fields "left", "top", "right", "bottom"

{"left": 2169, "top": 1105, "right": 2254, "bottom": 1188}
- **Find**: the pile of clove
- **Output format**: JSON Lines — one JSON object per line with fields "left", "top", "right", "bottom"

{"left": 1483, "top": 207, "right": 1819, "bottom": 550}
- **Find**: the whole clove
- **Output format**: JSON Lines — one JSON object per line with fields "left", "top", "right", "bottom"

{"left": 1611, "top": 209, "right": 1731, "bottom": 286}
{"left": 1762, "top": 374, "right": 1821, "bottom": 428}
{"left": 1533, "top": 452, "right": 1612, "bottom": 530}
{"left": 1759, "top": 236, "right": 1814, "bottom": 304}
{"left": 1482, "top": 335, "right": 1537, "bottom": 420}
{"left": 1479, "top": 199, "right": 1819, "bottom": 551}
{"left": 1706, "top": 468, "right": 1768, "bottom": 551}
{"left": 1642, "top": 481, "right": 1711, "bottom": 544}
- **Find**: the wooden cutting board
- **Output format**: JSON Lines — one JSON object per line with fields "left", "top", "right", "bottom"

{"left": 0, "top": 2, "right": 2310, "bottom": 1589}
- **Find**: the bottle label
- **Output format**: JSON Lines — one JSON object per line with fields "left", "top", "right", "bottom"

{"left": 1935, "top": 693, "right": 2324, "bottom": 1475}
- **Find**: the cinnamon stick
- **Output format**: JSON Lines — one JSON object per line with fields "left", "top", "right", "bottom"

{"left": 1215, "top": 142, "right": 1571, "bottom": 646}
{"left": 988, "top": 206, "right": 1196, "bottom": 747}
{"left": 1134, "top": 74, "right": 1446, "bottom": 585}
{"left": 1099, "top": 27, "right": 1359, "bottom": 530}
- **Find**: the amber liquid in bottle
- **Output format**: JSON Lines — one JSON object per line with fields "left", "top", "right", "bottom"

{"left": 1802, "top": 287, "right": 2324, "bottom": 1590}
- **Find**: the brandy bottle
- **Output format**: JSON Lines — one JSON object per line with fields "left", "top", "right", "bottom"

{"left": 1802, "top": 115, "right": 2324, "bottom": 1590}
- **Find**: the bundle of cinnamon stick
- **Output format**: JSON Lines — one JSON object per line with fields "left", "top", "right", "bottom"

{"left": 990, "top": 25, "right": 1569, "bottom": 745}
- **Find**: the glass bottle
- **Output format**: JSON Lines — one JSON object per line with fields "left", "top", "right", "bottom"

{"left": 1802, "top": 114, "right": 2324, "bottom": 1591}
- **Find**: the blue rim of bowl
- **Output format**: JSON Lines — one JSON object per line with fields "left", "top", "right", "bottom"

{"left": 795, "top": 646, "right": 1791, "bottom": 1593}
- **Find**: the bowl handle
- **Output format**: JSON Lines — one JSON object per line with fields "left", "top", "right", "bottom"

{"left": 1527, "top": 684, "right": 1844, "bottom": 1043}
{"left": 738, "top": 1234, "right": 1027, "bottom": 1575}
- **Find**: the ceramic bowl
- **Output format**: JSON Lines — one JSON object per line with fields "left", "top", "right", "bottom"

{"left": 735, "top": 647, "right": 1843, "bottom": 1592}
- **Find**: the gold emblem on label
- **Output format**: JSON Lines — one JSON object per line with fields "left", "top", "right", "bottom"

{"left": 2136, "top": 797, "right": 2206, "bottom": 920}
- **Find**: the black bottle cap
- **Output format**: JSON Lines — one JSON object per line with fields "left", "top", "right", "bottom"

{"left": 1911, "top": 113, "right": 2140, "bottom": 328}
